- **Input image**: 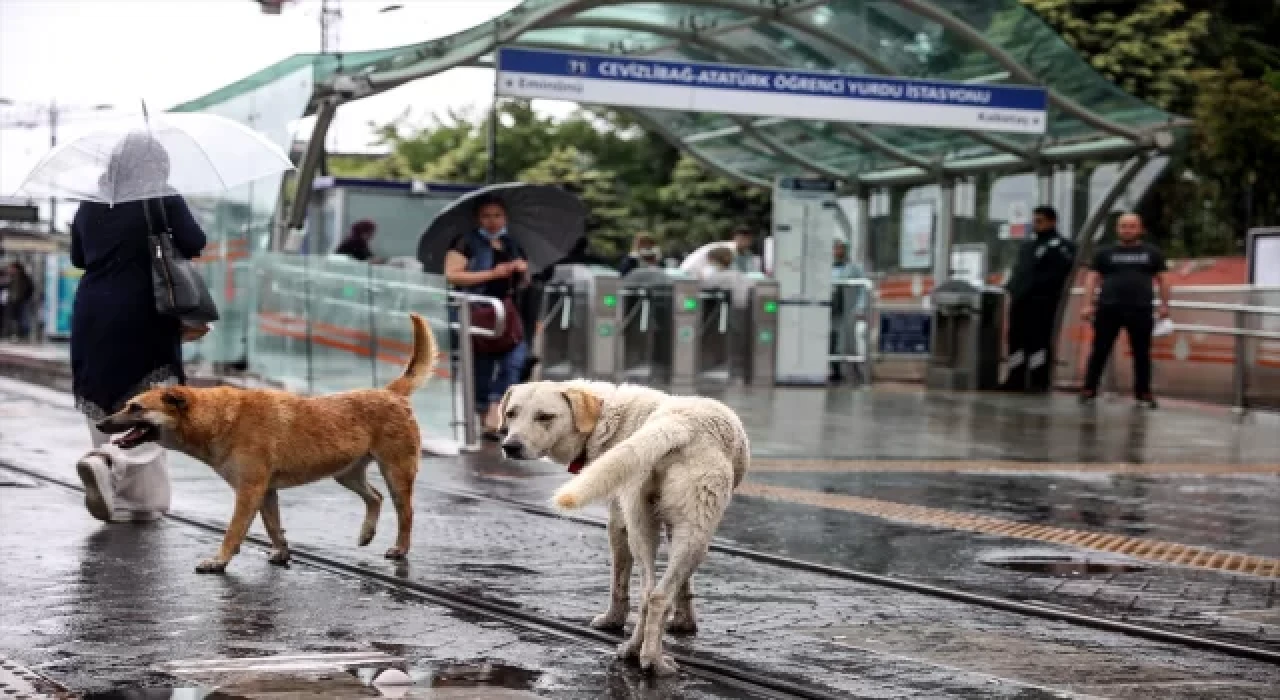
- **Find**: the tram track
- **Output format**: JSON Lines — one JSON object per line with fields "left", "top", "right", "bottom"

{"left": 416, "top": 482, "right": 1280, "bottom": 667}
{"left": 1, "top": 462, "right": 844, "bottom": 700}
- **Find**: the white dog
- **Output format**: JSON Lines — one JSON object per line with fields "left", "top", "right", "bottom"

{"left": 499, "top": 380, "right": 749, "bottom": 676}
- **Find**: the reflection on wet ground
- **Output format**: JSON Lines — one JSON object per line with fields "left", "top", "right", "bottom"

{"left": 80, "top": 661, "right": 543, "bottom": 699}
{"left": 701, "top": 386, "right": 1280, "bottom": 464}
{"left": 3, "top": 379, "right": 1280, "bottom": 697}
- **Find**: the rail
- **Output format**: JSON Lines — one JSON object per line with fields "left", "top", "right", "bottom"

{"left": 448, "top": 289, "right": 506, "bottom": 450}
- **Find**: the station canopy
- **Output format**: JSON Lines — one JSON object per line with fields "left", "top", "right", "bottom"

{"left": 176, "top": 0, "right": 1185, "bottom": 188}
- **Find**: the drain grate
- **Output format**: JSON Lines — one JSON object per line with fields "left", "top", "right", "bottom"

{"left": 980, "top": 551, "right": 1149, "bottom": 577}
{"left": 737, "top": 482, "right": 1280, "bottom": 578}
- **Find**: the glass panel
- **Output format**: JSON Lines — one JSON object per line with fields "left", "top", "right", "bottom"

{"left": 245, "top": 253, "right": 456, "bottom": 442}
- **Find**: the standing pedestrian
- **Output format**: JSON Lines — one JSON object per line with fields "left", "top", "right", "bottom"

{"left": 830, "top": 239, "right": 868, "bottom": 384}
{"left": 1001, "top": 206, "right": 1075, "bottom": 392}
{"left": 617, "top": 232, "right": 657, "bottom": 277}
{"left": 334, "top": 219, "right": 383, "bottom": 263}
{"left": 730, "top": 228, "right": 763, "bottom": 274}
{"left": 444, "top": 196, "right": 529, "bottom": 439}
{"left": 2, "top": 261, "right": 34, "bottom": 340}
{"left": 1079, "top": 212, "right": 1170, "bottom": 408}
{"left": 70, "top": 133, "right": 209, "bottom": 523}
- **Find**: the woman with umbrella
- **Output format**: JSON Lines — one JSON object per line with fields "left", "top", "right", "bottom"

{"left": 69, "top": 132, "right": 208, "bottom": 523}
{"left": 16, "top": 107, "right": 293, "bottom": 524}
{"left": 444, "top": 195, "right": 530, "bottom": 439}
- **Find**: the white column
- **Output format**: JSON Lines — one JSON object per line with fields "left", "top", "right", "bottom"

{"left": 932, "top": 179, "right": 955, "bottom": 286}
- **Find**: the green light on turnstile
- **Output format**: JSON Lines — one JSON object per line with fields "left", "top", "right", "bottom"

{"left": 683, "top": 297, "right": 698, "bottom": 311}
{"left": 602, "top": 294, "right": 617, "bottom": 308}
{"left": 758, "top": 330, "right": 774, "bottom": 344}
{"left": 763, "top": 300, "right": 778, "bottom": 314}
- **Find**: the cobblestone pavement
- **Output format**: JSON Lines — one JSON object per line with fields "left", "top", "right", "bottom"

{"left": 1, "top": 380, "right": 1277, "bottom": 698}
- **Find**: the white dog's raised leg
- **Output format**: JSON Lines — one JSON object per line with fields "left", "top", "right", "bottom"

{"left": 638, "top": 523, "right": 710, "bottom": 676}
{"left": 616, "top": 507, "right": 659, "bottom": 662}
{"left": 591, "top": 502, "right": 633, "bottom": 630}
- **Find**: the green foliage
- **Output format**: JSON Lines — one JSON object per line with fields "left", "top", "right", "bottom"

{"left": 1020, "top": 0, "right": 1210, "bottom": 111}
{"left": 654, "top": 155, "right": 771, "bottom": 252}
{"left": 1023, "top": 0, "right": 1280, "bottom": 253}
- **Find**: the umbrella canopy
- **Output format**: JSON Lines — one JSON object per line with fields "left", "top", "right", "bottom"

{"left": 417, "top": 183, "right": 587, "bottom": 276}
{"left": 14, "top": 112, "right": 293, "bottom": 205}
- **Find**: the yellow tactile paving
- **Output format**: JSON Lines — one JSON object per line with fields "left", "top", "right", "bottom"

{"left": 750, "top": 458, "right": 1280, "bottom": 476}
{"left": 735, "top": 481, "right": 1280, "bottom": 579}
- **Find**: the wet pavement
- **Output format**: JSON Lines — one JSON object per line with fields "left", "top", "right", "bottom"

{"left": 2, "top": 377, "right": 1279, "bottom": 698}
{"left": 703, "top": 385, "right": 1280, "bottom": 464}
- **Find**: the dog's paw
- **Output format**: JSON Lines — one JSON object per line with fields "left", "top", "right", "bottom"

{"left": 384, "top": 546, "right": 407, "bottom": 560}
{"left": 358, "top": 526, "right": 376, "bottom": 547}
{"left": 641, "top": 654, "right": 679, "bottom": 677}
{"left": 551, "top": 489, "right": 581, "bottom": 511}
{"left": 590, "top": 611, "right": 626, "bottom": 631}
{"left": 268, "top": 549, "right": 291, "bottom": 567}
{"left": 616, "top": 638, "right": 641, "bottom": 660}
{"left": 666, "top": 616, "right": 697, "bottom": 636}
{"left": 195, "top": 558, "right": 228, "bottom": 574}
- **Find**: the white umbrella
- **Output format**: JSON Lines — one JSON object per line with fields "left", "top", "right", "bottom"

{"left": 14, "top": 108, "right": 294, "bottom": 205}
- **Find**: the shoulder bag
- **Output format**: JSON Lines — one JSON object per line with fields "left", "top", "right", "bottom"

{"left": 143, "top": 198, "right": 220, "bottom": 324}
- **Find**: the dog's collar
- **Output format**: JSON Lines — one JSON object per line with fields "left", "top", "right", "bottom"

{"left": 567, "top": 448, "right": 588, "bottom": 474}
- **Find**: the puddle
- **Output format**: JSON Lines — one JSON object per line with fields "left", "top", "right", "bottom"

{"left": 980, "top": 550, "right": 1148, "bottom": 577}
{"left": 82, "top": 662, "right": 541, "bottom": 699}
{"left": 425, "top": 662, "right": 540, "bottom": 689}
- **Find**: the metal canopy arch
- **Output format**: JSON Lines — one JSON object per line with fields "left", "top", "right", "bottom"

{"left": 174, "top": 0, "right": 1188, "bottom": 235}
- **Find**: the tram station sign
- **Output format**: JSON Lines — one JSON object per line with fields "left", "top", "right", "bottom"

{"left": 496, "top": 47, "right": 1048, "bottom": 134}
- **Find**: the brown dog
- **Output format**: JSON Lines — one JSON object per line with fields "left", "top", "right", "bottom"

{"left": 97, "top": 313, "right": 437, "bottom": 574}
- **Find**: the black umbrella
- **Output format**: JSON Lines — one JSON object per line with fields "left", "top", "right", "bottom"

{"left": 417, "top": 183, "right": 587, "bottom": 275}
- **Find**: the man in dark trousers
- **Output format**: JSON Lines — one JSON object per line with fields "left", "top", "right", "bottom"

{"left": 1001, "top": 206, "right": 1076, "bottom": 392}
{"left": 1080, "top": 212, "right": 1170, "bottom": 409}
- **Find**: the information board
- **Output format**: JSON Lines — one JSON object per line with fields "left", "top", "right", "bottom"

{"left": 496, "top": 47, "right": 1049, "bottom": 134}
{"left": 900, "top": 201, "right": 933, "bottom": 270}
{"left": 879, "top": 311, "right": 932, "bottom": 355}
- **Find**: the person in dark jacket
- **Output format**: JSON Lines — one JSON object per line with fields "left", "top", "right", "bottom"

{"left": 1001, "top": 206, "right": 1075, "bottom": 392}
{"left": 70, "top": 132, "right": 207, "bottom": 523}
{"left": 444, "top": 196, "right": 529, "bottom": 439}
{"left": 2, "top": 260, "right": 34, "bottom": 339}
{"left": 335, "top": 219, "right": 382, "bottom": 262}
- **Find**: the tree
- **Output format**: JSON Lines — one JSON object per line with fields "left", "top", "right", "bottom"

{"left": 654, "top": 155, "right": 771, "bottom": 254}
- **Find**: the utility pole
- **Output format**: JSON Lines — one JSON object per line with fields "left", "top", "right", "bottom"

{"left": 48, "top": 100, "right": 58, "bottom": 234}
{"left": 320, "top": 0, "right": 342, "bottom": 54}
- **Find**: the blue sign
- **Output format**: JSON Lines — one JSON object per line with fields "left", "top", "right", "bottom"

{"left": 879, "top": 311, "right": 932, "bottom": 354}
{"left": 496, "top": 47, "right": 1047, "bottom": 134}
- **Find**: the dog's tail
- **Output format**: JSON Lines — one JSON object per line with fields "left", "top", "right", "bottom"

{"left": 386, "top": 313, "right": 437, "bottom": 396}
{"left": 551, "top": 419, "right": 693, "bottom": 511}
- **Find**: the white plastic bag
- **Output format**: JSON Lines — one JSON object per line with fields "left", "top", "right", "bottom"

{"left": 1153, "top": 317, "right": 1175, "bottom": 338}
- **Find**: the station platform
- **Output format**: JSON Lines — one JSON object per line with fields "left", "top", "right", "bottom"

{"left": 0, "top": 344, "right": 1277, "bottom": 698}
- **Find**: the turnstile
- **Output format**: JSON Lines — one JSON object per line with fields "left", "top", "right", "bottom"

{"left": 615, "top": 272, "right": 700, "bottom": 386}
{"left": 925, "top": 279, "right": 1005, "bottom": 391}
{"left": 744, "top": 280, "right": 780, "bottom": 386}
{"left": 536, "top": 265, "right": 620, "bottom": 380}
{"left": 696, "top": 287, "right": 734, "bottom": 383}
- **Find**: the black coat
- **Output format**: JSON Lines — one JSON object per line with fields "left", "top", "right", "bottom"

{"left": 70, "top": 196, "right": 207, "bottom": 419}
{"left": 1006, "top": 229, "right": 1075, "bottom": 303}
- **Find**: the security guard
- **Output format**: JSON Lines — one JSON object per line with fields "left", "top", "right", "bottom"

{"left": 1001, "top": 206, "right": 1075, "bottom": 392}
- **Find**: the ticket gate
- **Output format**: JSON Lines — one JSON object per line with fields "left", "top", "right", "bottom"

{"left": 536, "top": 265, "right": 620, "bottom": 381}
{"left": 615, "top": 272, "right": 701, "bottom": 386}
{"left": 744, "top": 279, "right": 780, "bottom": 386}
{"left": 696, "top": 287, "right": 734, "bottom": 383}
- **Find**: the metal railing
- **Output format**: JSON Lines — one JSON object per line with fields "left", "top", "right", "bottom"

{"left": 1059, "top": 284, "right": 1280, "bottom": 411}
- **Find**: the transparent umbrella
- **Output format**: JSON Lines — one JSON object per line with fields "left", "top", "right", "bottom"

{"left": 14, "top": 109, "right": 294, "bottom": 205}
